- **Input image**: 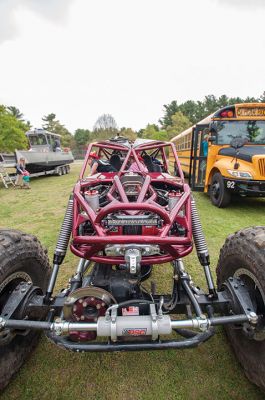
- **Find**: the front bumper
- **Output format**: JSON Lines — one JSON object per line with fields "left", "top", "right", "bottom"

{"left": 223, "top": 178, "right": 265, "bottom": 196}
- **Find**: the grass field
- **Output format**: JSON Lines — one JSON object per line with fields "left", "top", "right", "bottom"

{"left": 0, "top": 163, "right": 265, "bottom": 400}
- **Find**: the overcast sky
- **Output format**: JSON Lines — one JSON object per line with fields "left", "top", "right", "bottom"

{"left": 0, "top": 0, "right": 265, "bottom": 132}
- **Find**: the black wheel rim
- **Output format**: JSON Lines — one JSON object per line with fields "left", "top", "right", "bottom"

{"left": 0, "top": 271, "right": 32, "bottom": 345}
{"left": 234, "top": 268, "right": 265, "bottom": 341}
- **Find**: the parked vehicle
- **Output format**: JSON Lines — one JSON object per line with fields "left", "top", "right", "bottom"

{"left": 170, "top": 103, "right": 265, "bottom": 207}
{"left": 0, "top": 138, "right": 264, "bottom": 391}
{"left": 0, "top": 128, "right": 74, "bottom": 180}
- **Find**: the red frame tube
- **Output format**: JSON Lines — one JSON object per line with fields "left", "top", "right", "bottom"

{"left": 73, "top": 140, "right": 192, "bottom": 265}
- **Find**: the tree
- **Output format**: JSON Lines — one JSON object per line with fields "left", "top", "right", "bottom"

{"left": 159, "top": 101, "right": 179, "bottom": 128}
{"left": 93, "top": 114, "right": 118, "bottom": 131}
{"left": 42, "top": 113, "right": 72, "bottom": 147}
{"left": 25, "top": 120, "right": 32, "bottom": 129}
{"left": 74, "top": 129, "right": 91, "bottom": 147}
{"left": 92, "top": 114, "right": 118, "bottom": 141}
{"left": 137, "top": 128, "right": 145, "bottom": 138}
{"left": 141, "top": 124, "right": 159, "bottom": 139}
{"left": 141, "top": 124, "right": 168, "bottom": 141}
{"left": 178, "top": 100, "right": 201, "bottom": 125}
{"left": 152, "top": 130, "right": 168, "bottom": 141}
{"left": 119, "top": 127, "right": 137, "bottom": 141}
{"left": 159, "top": 93, "right": 263, "bottom": 129}
{"left": 259, "top": 91, "right": 265, "bottom": 102}
{"left": 245, "top": 96, "right": 259, "bottom": 103}
{"left": 7, "top": 106, "right": 24, "bottom": 120}
{"left": 42, "top": 113, "right": 58, "bottom": 131}
{"left": 0, "top": 105, "right": 28, "bottom": 152}
{"left": 166, "top": 111, "right": 191, "bottom": 140}
{"left": 216, "top": 95, "right": 230, "bottom": 109}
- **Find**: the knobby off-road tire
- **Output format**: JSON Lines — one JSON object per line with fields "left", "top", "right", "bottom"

{"left": 0, "top": 229, "right": 51, "bottom": 391}
{"left": 210, "top": 172, "right": 231, "bottom": 208}
{"left": 216, "top": 226, "right": 265, "bottom": 391}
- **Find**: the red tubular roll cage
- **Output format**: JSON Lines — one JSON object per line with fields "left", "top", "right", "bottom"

{"left": 71, "top": 140, "right": 193, "bottom": 264}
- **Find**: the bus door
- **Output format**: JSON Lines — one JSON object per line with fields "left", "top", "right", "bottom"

{"left": 189, "top": 124, "right": 209, "bottom": 191}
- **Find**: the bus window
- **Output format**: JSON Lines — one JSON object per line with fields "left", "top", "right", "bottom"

{"left": 215, "top": 120, "right": 265, "bottom": 145}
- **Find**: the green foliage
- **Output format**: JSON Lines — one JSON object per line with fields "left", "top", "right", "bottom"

{"left": 140, "top": 120, "right": 186, "bottom": 142}
{"left": 166, "top": 111, "right": 191, "bottom": 140}
{"left": 119, "top": 127, "right": 137, "bottom": 141}
{"left": 259, "top": 91, "right": 265, "bottom": 102}
{"left": 90, "top": 130, "right": 115, "bottom": 142}
{"left": 0, "top": 105, "right": 28, "bottom": 152}
{"left": 79, "top": 124, "right": 147, "bottom": 145}
{"left": 137, "top": 128, "right": 145, "bottom": 138}
{"left": 141, "top": 124, "right": 169, "bottom": 141}
{"left": 159, "top": 101, "right": 179, "bottom": 128}
{"left": 74, "top": 129, "right": 91, "bottom": 147}
{"left": 42, "top": 113, "right": 57, "bottom": 131}
{"left": 42, "top": 113, "right": 72, "bottom": 147}
{"left": 141, "top": 124, "right": 159, "bottom": 139}
{"left": 7, "top": 106, "right": 24, "bottom": 120}
{"left": 152, "top": 130, "right": 168, "bottom": 141}
{"left": 160, "top": 92, "right": 264, "bottom": 128}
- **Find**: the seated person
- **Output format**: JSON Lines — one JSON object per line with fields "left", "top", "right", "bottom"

{"left": 88, "top": 152, "right": 117, "bottom": 175}
{"left": 15, "top": 157, "right": 26, "bottom": 187}
{"left": 22, "top": 170, "right": 30, "bottom": 189}
{"left": 129, "top": 155, "right": 148, "bottom": 173}
{"left": 53, "top": 138, "right": 62, "bottom": 152}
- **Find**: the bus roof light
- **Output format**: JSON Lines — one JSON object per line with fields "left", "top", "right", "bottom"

{"left": 220, "top": 110, "right": 234, "bottom": 118}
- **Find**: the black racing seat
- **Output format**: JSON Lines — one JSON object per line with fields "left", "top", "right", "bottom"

{"left": 142, "top": 155, "right": 155, "bottom": 172}
{"left": 109, "top": 154, "right": 122, "bottom": 171}
{"left": 97, "top": 160, "right": 117, "bottom": 173}
{"left": 152, "top": 163, "right": 162, "bottom": 172}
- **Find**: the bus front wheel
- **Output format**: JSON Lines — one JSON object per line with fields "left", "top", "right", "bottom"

{"left": 210, "top": 172, "right": 231, "bottom": 208}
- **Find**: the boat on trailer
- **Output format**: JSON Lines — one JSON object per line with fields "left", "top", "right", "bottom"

{"left": 0, "top": 128, "right": 74, "bottom": 176}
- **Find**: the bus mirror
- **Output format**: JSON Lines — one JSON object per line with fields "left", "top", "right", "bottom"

{"left": 208, "top": 135, "right": 216, "bottom": 143}
{"left": 209, "top": 125, "right": 217, "bottom": 134}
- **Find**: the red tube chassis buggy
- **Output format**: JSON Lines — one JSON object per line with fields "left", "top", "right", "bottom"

{"left": 0, "top": 138, "right": 265, "bottom": 391}
{"left": 72, "top": 138, "right": 193, "bottom": 265}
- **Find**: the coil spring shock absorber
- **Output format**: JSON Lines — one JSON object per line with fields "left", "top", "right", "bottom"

{"left": 191, "top": 196, "right": 217, "bottom": 297}
{"left": 44, "top": 194, "right": 74, "bottom": 303}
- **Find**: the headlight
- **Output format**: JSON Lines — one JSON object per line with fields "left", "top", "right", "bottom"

{"left": 227, "top": 169, "right": 253, "bottom": 179}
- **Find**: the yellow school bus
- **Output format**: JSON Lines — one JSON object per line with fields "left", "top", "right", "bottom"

{"left": 170, "top": 103, "right": 265, "bottom": 207}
